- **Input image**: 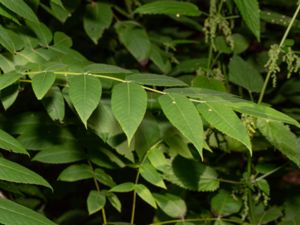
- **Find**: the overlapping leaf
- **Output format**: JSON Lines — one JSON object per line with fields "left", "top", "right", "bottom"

{"left": 0, "top": 129, "right": 27, "bottom": 155}
{"left": 31, "top": 72, "right": 56, "bottom": 100}
{"left": 159, "top": 93, "right": 204, "bottom": 158}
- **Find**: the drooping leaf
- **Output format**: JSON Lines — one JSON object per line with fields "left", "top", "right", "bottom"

{"left": 0, "top": 0, "right": 39, "bottom": 22}
{"left": 149, "top": 44, "right": 171, "bottom": 74}
{"left": 211, "top": 190, "right": 242, "bottom": 216}
{"left": 229, "top": 55, "right": 264, "bottom": 93}
{"left": 1, "top": 83, "right": 19, "bottom": 110}
{"left": 42, "top": 86, "right": 65, "bottom": 122}
{"left": 159, "top": 93, "right": 204, "bottom": 158}
{"left": 126, "top": 73, "right": 187, "bottom": 87}
{"left": 58, "top": 164, "right": 93, "bottom": 182}
{"left": 83, "top": 2, "right": 113, "bottom": 44}
{"left": 134, "top": 184, "right": 157, "bottom": 208}
{"left": 31, "top": 72, "right": 56, "bottom": 100}
{"left": 140, "top": 161, "right": 166, "bottom": 189}
{"left": 115, "top": 21, "right": 151, "bottom": 62}
{"left": 153, "top": 193, "right": 187, "bottom": 218}
{"left": 166, "top": 156, "right": 219, "bottom": 192}
{"left": 0, "top": 129, "right": 27, "bottom": 155}
{"left": 106, "top": 192, "right": 122, "bottom": 212}
{"left": 257, "top": 119, "right": 300, "bottom": 166}
{"left": 69, "top": 75, "right": 102, "bottom": 127}
{"left": 197, "top": 102, "right": 252, "bottom": 154}
{"left": 134, "top": 1, "right": 201, "bottom": 17}
{"left": 111, "top": 82, "right": 147, "bottom": 145}
{"left": 0, "top": 157, "right": 52, "bottom": 189}
{"left": 87, "top": 190, "right": 106, "bottom": 215}
{"left": 0, "top": 71, "right": 22, "bottom": 91}
{"left": 233, "top": 0, "right": 260, "bottom": 40}
{"left": 0, "top": 198, "right": 57, "bottom": 225}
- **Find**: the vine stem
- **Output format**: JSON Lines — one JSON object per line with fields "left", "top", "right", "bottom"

{"left": 258, "top": 2, "right": 300, "bottom": 104}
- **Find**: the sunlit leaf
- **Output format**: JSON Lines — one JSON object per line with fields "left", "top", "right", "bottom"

{"left": 153, "top": 193, "right": 186, "bottom": 218}
{"left": 134, "top": 184, "right": 157, "bottom": 208}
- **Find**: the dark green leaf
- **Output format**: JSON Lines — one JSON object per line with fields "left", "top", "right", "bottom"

{"left": 0, "top": 129, "right": 27, "bottom": 155}
{"left": 134, "top": 1, "right": 201, "bottom": 17}
{"left": 0, "top": 26, "right": 15, "bottom": 53}
{"left": 229, "top": 55, "right": 264, "bottom": 93}
{"left": 0, "top": 71, "right": 22, "bottom": 91}
{"left": 1, "top": 83, "right": 19, "bottom": 110}
{"left": 58, "top": 164, "right": 92, "bottom": 182}
{"left": 115, "top": 21, "right": 151, "bottom": 62}
{"left": 211, "top": 190, "right": 242, "bottom": 216}
{"left": 83, "top": 2, "right": 113, "bottom": 44}
{"left": 42, "top": 86, "right": 65, "bottom": 122}
{"left": 233, "top": 0, "right": 260, "bottom": 40}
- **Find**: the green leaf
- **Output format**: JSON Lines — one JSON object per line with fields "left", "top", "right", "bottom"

{"left": 32, "top": 143, "right": 85, "bottom": 164}
{"left": 94, "top": 169, "right": 116, "bottom": 188}
{"left": 110, "top": 182, "right": 135, "bottom": 192}
{"left": 159, "top": 93, "right": 204, "bottom": 158}
{"left": 26, "top": 21, "right": 52, "bottom": 46}
{"left": 0, "top": 71, "right": 22, "bottom": 91}
{"left": 211, "top": 190, "right": 242, "bottom": 216}
{"left": 0, "top": 157, "right": 52, "bottom": 189}
{"left": 50, "top": 0, "right": 70, "bottom": 23}
{"left": 58, "top": 164, "right": 93, "bottom": 182}
{"left": 84, "top": 63, "right": 131, "bottom": 75}
{"left": 83, "top": 2, "right": 113, "bottom": 44}
{"left": 167, "top": 156, "right": 219, "bottom": 192}
{"left": 106, "top": 192, "right": 122, "bottom": 212}
{"left": 87, "top": 190, "right": 106, "bottom": 215}
{"left": 153, "top": 193, "right": 187, "bottom": 218}
{"left": 115, "top": 21, "right": 151, "bottom": 62}
{"left": 69, "top": 75, "right": 102, "bottom": 127}
{"left": 0, "top": 198, "right": 57, "bottom": 225}
{"left": 111, "top": 82, "right": 147, "bottom": 145}
{"left": 42, "top": 86, "right": 65, "bottom": 122}
{"left": 256, "top": 119, "right": 299, "bottom": 166}
{"left": 0, "top": 26, "right": 15, "bottom": 53}
{"left": 140, "top": 161, "right": 166, "bottom": 189}
{"left": 147, "top": 147, "right": 169, "bottom": 172}
{"left": 233, "top": 0, "right": 260, "bottom": 40}
{"left": 1, "top": 83, "right": 19, "bottom": 110}
{"left": 126, "top": 73, "right": 187, "bottom": 87}
{"left": 257, "top": 179, "right": 270, "bottom": 195}
{"left": 0, "top": 129, "right": 27, "bottom": 155}
{"left": 134, "top": 1, "right": 201, "bottom": 17}
{"left": 197, "top": 102, "right": 252, "bottom": 154}
{"left": 134, "top": 184, "right": 157, "bottom": 208}
{"left": 0, "top": 0, "right": 39, "bottom": 22}
{"left": 229, "top": 55, "right": 264, "bottom": 93}
{"left": 149, "top": 44, "right": 171, "bottom": 74}
{"left": 31, "top": 72, "right": 56, "bottom": 100}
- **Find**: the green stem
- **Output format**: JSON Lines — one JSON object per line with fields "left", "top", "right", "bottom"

{"left": 88, "top": 161, "right": 107, "bottom": 225}
{"left": 258, "top": 2, "right": 300, "bottom": 104}
{"left": 130, "top": 169, "right": 140, "bottom": 224}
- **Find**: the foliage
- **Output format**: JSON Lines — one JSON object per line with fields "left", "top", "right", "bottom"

{"left": 0, "top": 0, "right": 300, "bottom": 225}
